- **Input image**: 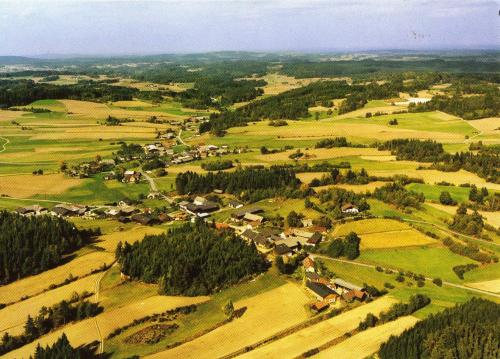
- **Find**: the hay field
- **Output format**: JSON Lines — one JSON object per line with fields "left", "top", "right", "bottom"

{"left": 258, "top": 148, "right": 390, "bottom": 162}
{"left": 0, "top": 173, "right": 83, "bottom": 198}
{"left": 146, "top": 283, "right": 311, "bottom": 359}
{"left": 333, "top": 219, "right": 435, "bottom": 249}
{"left": 112, "top": 100, "right": 155, "bottom": 108}
{"left": 96, "top": 225, "right": 164, "bottom": 252}
{"left": 4, "top": 295, "right": 209, "bottom": 359}
{"left": 296, "top": 172, "right": 329, "bottom": 184}
{"left": 466, "top": 279, "right": 500, "bottom": 293}
{"left": 0, "top": 273, "right": 101, "bottom": 337}
{"left": 467, "top": 117, "right": 500, "bottom": 134}
{"left": 314, "top": 316, "right": 419, "bottom": 359}
{"left": 0, "top": 251, "right": 114, "bottom": 304}
{"left": 314, "top": 181, "right": 387, "bottom": 193}
{"left": 427, "top": 203, "right": 500, "bottom": 228}
{"left": 237, "top": 296, "right": 398, "bottom": 359}
{"left": 256, "top": 74, "right": 322, "bottom": 95}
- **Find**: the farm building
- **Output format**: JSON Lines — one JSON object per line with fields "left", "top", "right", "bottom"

{"left": 306, "top": 280, "right": 336, "bottom": 300}
{"left": 16, "top": 205, "right": 48, "bottom": 216}
{"left": 341, "top": 203, "right": 359, "bottom": 214}
{"left": 52, "top": 204, "right": 87, "bottom": 217}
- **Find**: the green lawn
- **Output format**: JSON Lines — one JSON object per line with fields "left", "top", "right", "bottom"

{"left": 358, "top": 246, "right": 477, "bottom": 283}
{"left": 406, "top": 183, "right": 471, "bottom": 203}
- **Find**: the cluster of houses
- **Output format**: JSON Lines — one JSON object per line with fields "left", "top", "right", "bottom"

{"left": 303, "top": 257, "right": 369, "bottom": 312}
{"left": 16, "top": 203, "right": 89, "bottom": 217}
{"left": 179, "top": 196, "right": 220, "bottom": 218}
{"left": 66, "top": 158, "right": 116, "bottom": 178}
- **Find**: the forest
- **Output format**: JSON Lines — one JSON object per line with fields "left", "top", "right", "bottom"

{"left": 0, "top": 79, "right": 140, "bottom": 108}
{"left": 32, "top": 334, "right": 94, "bottom": 359}
{"left": 379, "top": 298, "right": 500, "bottom": 359}
{"left": 373, "top": 183, "right": 425, "bottom": 209}
{"left": 378, "top": 139, "right": 444, "bottom": 162}
{"left": 175, "top": 166, "right": 302, "bottom": 197}
{"left": 0, "top": 211, "right": 99, "bottom": 284}
{"left": 115, "top": 220, "right": 268, "bottom": 296}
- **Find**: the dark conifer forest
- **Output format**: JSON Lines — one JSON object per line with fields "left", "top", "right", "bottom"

{"left": 379, "top": 298, "right": 500, "bottom": 359}
{"left": 116, "top": 221, "right": 268, "bottom": 296}
{"left": 0, "top": 211, "right": 99, "bottom": 284}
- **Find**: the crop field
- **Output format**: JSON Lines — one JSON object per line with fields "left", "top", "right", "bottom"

{"left": 314, "top": 316, "right": 419, "bottom": 359}
{"left": 466, "top": 279, "right": 500, "bottom": 293}
{"left": 257, "top": 147, "right": 391, "bottom": 162}
{"left": 146, "top": 283, "right": 311, "bottom": 359}
{"left": 4, "top": 295, "right": 208, "bottom": 359}
{"left": 0, "top": 173, "right": 82, "bottom": 197}
{"left": 314, "top": 181, "right": 387, "bottom": 193}
{"left": 426, "top": 203, "right": 500, "bottom": 228}
{"left": 0, "top": 273, "right": 101, "bottom": 336}
{"left": 237, "top": 296, "right": 398, "bottom": 359}
{"left": 332, "top": 219, "right": 436, "bottom": 249}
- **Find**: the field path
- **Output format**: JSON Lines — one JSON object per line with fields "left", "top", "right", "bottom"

{"left": 313, "top": 255, "right": 500, "bottom": 299}
{"left": 140, "top": 168, "right": 159, "bottom": 192}
{"left": 93, "top": 262, "right": 116, "bottom": 354}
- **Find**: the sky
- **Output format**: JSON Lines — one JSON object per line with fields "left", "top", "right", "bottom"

{"left": 0, "top": 0, "right": 498, "bottom": 56}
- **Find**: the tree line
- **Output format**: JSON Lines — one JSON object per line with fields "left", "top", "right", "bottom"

{"left": 373, "top": 183, "right": 425, "bottom": 209}
{"left": 115, "top": 220, "right": 268, "bottom": 296}
{"left": 0, "top": 211, "right": 99, "bottom": 284}
{"left": 379, "top": 298, "right": 499, "bottom": 359}
{"left": 0, "top": 293, "right": 102, "bottom": 356}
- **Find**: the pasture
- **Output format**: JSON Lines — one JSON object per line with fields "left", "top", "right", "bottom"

{"left": 332, "top": 218, "right": 436, "bottom": 249}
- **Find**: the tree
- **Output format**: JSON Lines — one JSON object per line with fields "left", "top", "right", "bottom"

{"left": 344, "top": 232, "right": 361, "bottom": 260}
{"left": 327, "top": 239, "right": 344, "bottom": 258}
{"left": 24, "top": 315, "right": 38, "bottom": 341}
{"left": 223, "top": 300, "right": 234, "bottom": 319}
{"left": 439, "top": 191, "right": 456, "bottom": 205}
{"left": 286, "top": 211, "right": 304, "bottom": 227}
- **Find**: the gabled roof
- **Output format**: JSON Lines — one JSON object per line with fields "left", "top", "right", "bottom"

{"left": 333, "top": 278, "right": 364, "bottom": 291}
{"left": 306, "top": 280, "right": 334, "bottom": 299}
{"left": 274, "top": 243, "right": 292, "bottom": 255}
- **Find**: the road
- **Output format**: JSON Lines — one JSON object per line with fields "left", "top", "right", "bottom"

{"left": 140, "top": 168, "right": 158, "bottom": 192}
{"left": 312, "top": 255, "right": 500, "bottom": 299}
{"left": 177, "top": 129, "right": 187, "bottom": 145}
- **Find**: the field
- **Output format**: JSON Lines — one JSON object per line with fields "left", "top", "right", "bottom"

{"left": 358, "top": 246, "right": 477, "bottom": 283}
{"left": 146, "top": 283, "right": 311, "bottom": 359}
{"left": 466, "top": 279, "right": 500, "bottom": 293}
{"left": 237, "top": 296, "right": 398, "bottom": 359}
{"left": 0, "top": 173, "right": 82, "bottom": 197}
{"left": 314, "top": 316, "right": 419, "bottom": 359}
{"left": 406, "top": 183, "right": 472, "bottom": 203}
{"left": 332, "top": 218, "right": 436, "bottom": 249}
{"left": 4, "top": 295, "right": 208, "bottom": 359}
{"left": 314, "top": 181, "right": 387, "bottom": 193}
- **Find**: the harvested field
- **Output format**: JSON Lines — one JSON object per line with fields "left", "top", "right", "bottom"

{"left": 146, "top": 283, "right": 311, "bottom": 359}
{"left": 96, "top": 225, "right": 164, "bottom": 252}
{"left": 466, "top": 279, "right": 500, "bottom": 293}
{"left": 333, "top": 218, "right": 410, "bottom": 236}
{"left": 427, "top": 203, "right": 500, "bottom": 228}
{"left": 113, "top": 100, "right": 155, "bottom": 108}
{"left": 314, "top": 316, "right": 419, "bottom": 359}
{"left": 296, "top": 172, "right": 329, "bottom": 184}
{"left": 4, "top": 295, "right": 209, "bottom": 359}
{"left": 236, "top": 296, "right": 398, "bottom": 359}
{"left": 0, "top": 251, "right": 113, "bottom": 304}
{"left": 314, "top": 181, "right": 387, "bottom": 193}
{"left": 258, "top": 148, "right": 390, "bottom": 162}
{"left": 466, "top": 117, "right": 500, "bottom": 134}
{"left": 0, "top": 173, "right": 83, "bottom": 198}
{"left": 0, "top": 273, "right": 101, "bottom": 337}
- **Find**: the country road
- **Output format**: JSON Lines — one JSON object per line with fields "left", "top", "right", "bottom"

{"left": 312, "top": 255, "right": 500, "bottom": 299}
{"left": 177, "top": 129, "right": 187, "bottom": 145}
{"left": 140, "top": 168, "right": 158, "bottom": 192}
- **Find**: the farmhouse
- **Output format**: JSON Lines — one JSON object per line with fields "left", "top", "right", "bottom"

{"left": 306, "top": 280, "right": 335, "bottom": 300}
{"left": 16, "top": 205, "right": 48, "bottom": 216}
{"left": 131, "top": 213, "right": 155, "bottom": 225}
{"left": 274, "top": 243, "right": 293, "bottom": 256}
{"left": 341, "top": 203, "right": 359, "bottom": 214}
{"left": 182, "top": 197, "right": 220, "bottom": 217}
{"left": 228, "top": 200, "right": 243, "bottom": 209}
{"left": 123, "top": 170, "right": 142, "bottom": 183}
{"left": 311, "top": 301, "right": 329, "bottom": 313}
{"left": 241, "top": 229, "right": 273, "bottom": 249}
{"left": 231, "top": 207, "right": 263, "bottom": 220}
{"left": 52, "top": 204, "right": 88, "bottom": 217}
{"left": 243, "top": 212, "right": 264, "bottom": 224}
{"left": 303, "top": 257, "right": 315, "bottom": 272}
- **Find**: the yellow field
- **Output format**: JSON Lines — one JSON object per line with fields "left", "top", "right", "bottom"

{"left": 227, "top": 119, "right": 466, "bottom": 144}
{"left": 368, "top": 168, "right": 500, "bottom": 192}
{"left": 334, "top": 105, "right": 407, "bottom": 120}
{"left": 0, "top": 173, "right": 83, "bottom": 198}
{"left": 4, "top": 295, "right": 209, "bottom": 359}
{"left": 96, "top": 225, "right": 164, "bottom": 252}
{"left": 112, "top": 100, "right": 155, "bottom": 107}
{"left": 466, "top": 279, "right": 500, "bottom": 293}
{"left": 315, "top": 316, "right": 419, "bottom": 359}
{"left": 0, "top": 251, "right": 114, "bottom": 304}
{"left": 256, "top": 74, "right": 322, "bottom": 95}
{"left": 296, "top": 172, "right": 329, "bottom": 184}
{"left": 146, "top": 283, "right": 311, "bottom": 359}
{"left": 314, "top": 181, "right": 387, "bottom": 194}
{"left": 258, "top": 147, "right": 391, "bottom": 162}
{"left": 333, "top": 219, "right": 435, "bottom": 249}
{"left": 0, "top": 109, "right": 29, "bottom": 121}
{"left": 427, "top": 203, "right": 500, "bottom": 228}
{"left": 0, "top": 274, "right": 101, "bottom": 337}
{"left": 237, "top": 296, "right": 398, "bottom": 359}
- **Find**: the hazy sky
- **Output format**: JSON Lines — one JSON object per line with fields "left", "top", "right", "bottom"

{"left": 0, "top": 0, "right": 497, "bottom": 56}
